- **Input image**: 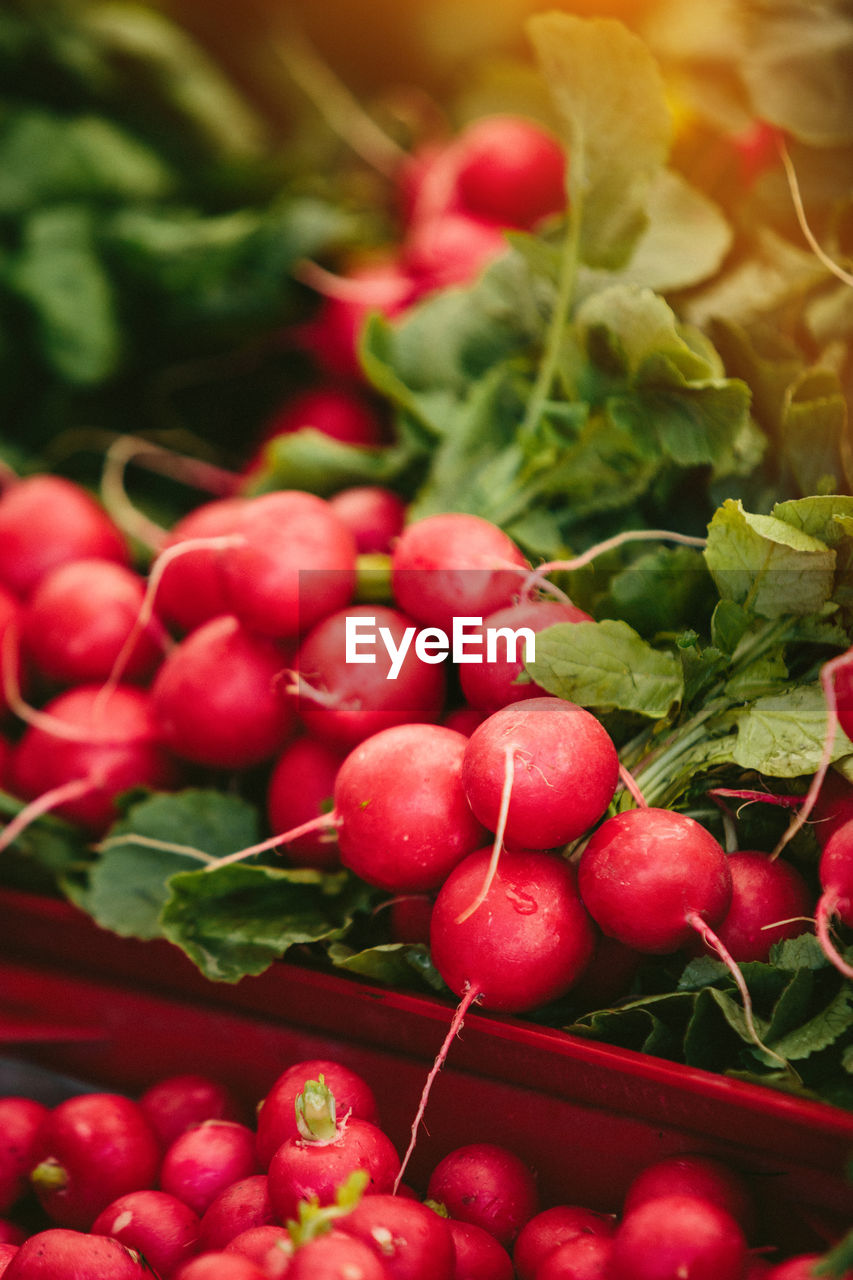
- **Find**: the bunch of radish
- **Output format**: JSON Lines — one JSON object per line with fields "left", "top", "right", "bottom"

{"left": 1, "top": 1060, "right": 847, "bottom": 1279}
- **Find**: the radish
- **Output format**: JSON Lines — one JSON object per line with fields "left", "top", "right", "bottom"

{"left": 388, "top": 893, "right": 434, "bottom": 944}
{"left": 442, "top": 706, "right": 485, "bottom": 737}
{"left": 91, "top": 1189, "right": 201, "bottom": 1278}
{"left": 252, "top": 385, "right": 384, "bottom": 454}
{"left": 266, "top": 1078, "right": 400, "bottom": 1224}
{"left": 426, "top": 1142, "right": 539, "bottom": 1249}
{"left": 225, "top": 1226, "right": 294, "bottom": 1277}
{"left": 0, "top": 475, "right": 129, "bottom": 599}
{"left": 198, "top": 1176, "right": 274, "bottom": 1251}
{"left": 815, "top": 817, "right": 853, "bottom": 980}
{"left": 6, "top": 684, "right": 181, "bottom": 838}
{"left": 337, "top": 1193, "right": 455, "bottom": 1279}
{"left": 0, "top": 587, "right": 25, "bottom": 718}
{"left": 139, "top": 1073, "right": 243, "bottom": 1151}
{"left": 332, "top": 723, "right": 486, "bottom": 892}
{"left": 174, "top": 1254, "right": 270, "bottom": 1280}
{"left": 151, "top": 614, "right": 294, "bottom": 770}
{"left": 221, "top": 491, "right": 358, "bottom": 640}
{"left": 288, "top": 605, "right": 446, "bottom": 751}
{"left": 0, "top": 1227, "right": 22, "bottom": 1247}
{"left": 297, "top": 257, "right": 415, "bottom": 382}
{"left": 812, "top": 771, "right": 853, "bottom": 847}
{"left": 451, "top": 115, "right": 567, "bottom": 230}
{"left": 695, "top": 852, "right": 812, "bottom": 963}
{"left": 458, "top": 599, "right": 592, "bottom": 716}
{"left": 622, "top": 1155, "right": 756, "bottom": 1239}
{"left": 566, "top": 934, "right": 642, "bottom": 1010}
{"left": 28, "top": 1093, "right": 160, "bottom": 1230}
{"left": 535, "top": 1234, "right": 614, "bottom": 1280}
{"left": 256, "top": 1059, "right": 379, "bottom": 1170}
{"left": 513, "top": 1206, "right": 616, "bottom": 1280}
{"left": 445, "top": 1219, "right": 514, "bottom": 1280}
{"left": 0, "top": 1097, "right": 49, "bottom": 1213}
{"left": 286, "top": 1229, "right": 389, "bottom": 1279}
{"left": 607, "top": 1193, "right": 748, "bottom": 1280}
{"left": 160, "top": 1121, "right": 259, "bottom": 1218}
{"left": 20, "top": 559, "right": 164, "bottom": 688}
{"left": 153, "top": 497, "right": 248, "bottom": 636}
{"left": 3, "top": 1228, "right": 150, "bottom": 1278}
{"left": 267, "top": 737, "right": 346, "bottom": 871}
{"left": 402, "top": 212, "right": 509, "bottom": 291}
{"left": 327, "top": 487, "right": 406, "bottom": 555}
{"left": 0, "top": 1244, "right": 17, "bottom": 1276}
{"left": 390, "top": 514, "right": 529, "bottom": 632}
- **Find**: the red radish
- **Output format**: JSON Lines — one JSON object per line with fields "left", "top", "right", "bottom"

{"left": 815, "top": 817, "right": 853, "bottom": 979}
{"left": 3, "top": 1228, "right": 150, "bottom": 1278}
{"left": 0, "top": 734, "right": 9, "bottom": 791}
{"left": 160, "top": 1121, "right": 258, "bottom": 1218}
{"left": 20, "top": 559, "right": 164, "bottom": 687}
{"left": 7, "top": 684, "right": 181, "bottom": 836}
{"left": 91, "top": 1189, "right": 201, "bottom": 1278}
{"left": 28, "top": 1093, "right": 159, "bottom": 1230}
{"left": 151, "top": 614, "right": 294, "bottom": 769}
{"left": 402, "top": 213, "right": 509, "bottom": 291}
{"left": 289, "top": 605, "right": 446, "bottom": 751}
{"left": 154, "top": 497, "right": 248, "bottom": 636}
{"left": 812, "top": 771, "right": 853, "bottom": 847}
{"left": 0, "top": 1244, "right": 17, "bottom": 1275}
{"left": 730, "top": 120, "right": 783, "bottom": 187}
{"left": 536, "top": 1234, "right": 614, "bottom": 1280}
{"left": 513, "top": 1205, "right": 616, "bottom": 1280}
{"left": 458, "top": 599, "right": 592, "bottom": 716}
{"left": 0, "top": 1097, "right": 49, "bottom": 1213}
{"left": 622, "top": 1155, "right": 756, "bottom": 1238}
{"left": 266, "top": 1078, "right": 400, "bottom": 1224}
{"left": 452, "top": 115, "right": 567, "bottom": 230}
{"left": 746, "top": 1261, "right": 775, "bottom": 1279}
{"left": 567, "top": 934, "right": 642, "bottom": 1009}
{"left": 287, "top": 1229, "right": 389, "bottom": 1279}
{"left": 139, "top": 1073, "right": 242, "bottom": 1151}
{"left": 389, "top": 893, "right": 434, "bottom": 944}
{"left": 225, "top": 1226, "right": 294, "bottom": 1276}
{"left": 328, "top": 487, "right": 406, "bottom": 555}
{"left": 267, "top": 737, "right": 346, "bottom": 871}
{"left": 390, "top": 513, "right": 529, "bottom": 633}
{"left": 442, "top": 705, "right": 485, "bottom": 736}
{"left": 0, "top": 1227, "right": 22, "bottom": 1247}
{"left": 337, "top": 1193, "right": 455, "bottom": 1279}
{"left": 300, "top": 257, "right": 415, "bottom": 382}
{"left": 255, "top": 385, "right": 384, "bottom": 451}
{"left": 221, "top": 491, "right": 358, "bottom": 640}
{"left": 198, "top": 1176, "right": 274, "bottom": 1251}
{"left": 766, "top": 1257, "right": 852, "bottom": 1279}
{"left": 0, "top": 587, "right": 25, "bottom": 717}
{"left": 426, "top": 1142, "right": 539, "bottom": 1249}
{"left": 461, "top": 698, "right": 620, "bottom": 850}
{"left": 0, "top": 475, "right": 129, "bottom": 599}
{"left": 256, "top": 1059, "right": 378, "bottom": 1169}
{"left": 174, "top": 1254, "right": 270, "bottom": 1280}
{"left": 333, "top": 724, "right": 486, "bottom": 892}
{"left": 445, "top": 1218, "right": 514, "bottom": 1280}
{"left": 697, "top": 852, "right": 812, "bottom": 963}
{"left": 608, "top": 1193, "right": 748, "bottom": 1280}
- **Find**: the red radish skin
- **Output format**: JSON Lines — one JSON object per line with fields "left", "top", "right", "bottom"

{"left": 0, "top": 475, "right": 129, "bottom": 599}
{"left": 225, "top": 1226, "right": 294, "bottom": 1277}
{"left": 403, "top": 212, "right": 509, "bottom": 291}
{"left": 154, "top": 497, "right": 248, "bottom": 635}
{"left": 198, "top": 1176, "right": 273, "bottom": 1251}
{"left": 390, "top": 513, "right": 529, "bottom": 633}
{"left": 606, "top": 1194, "right": 748, "bottom": 1280}
{"left": 300, "top": 258, "right": 415, "bottom": 382}
{"left": 174, "top": 1254, "right": 270, "bottom": 1280}
{"left": 442, "top": 705, "right": 486, "bottom": 737}
{"left": 290, "top": 605, "right": 446, "bottom": 750}
{"left": 160, "top": 1121, "right": 259, "bottom": 1218}
{"left": 622, "top": 1156, "right": 756, "bottom": 1239}
{"left": 221, "top": 491, "right": 357, "bottom": 640}
{"left": 256, "top": 1059, "right": 378, "bottom": 1169}
{"left": 337, "top": 1193, "right": 455, "bottom": 1280}
{"left": 267, "top": 737, "right": 346, "bottom": 870}
{"left": 812, "top": 771, "right": 853, "bottom": 847}
{"left": 0, "top": 735, "right": 9, "bottom": 791}
{"left": 28, "top": 1093, "right": 159, "bottom": 1230}
{"left": 0, "top": 586, "right": 25, "bottom": 717}
{"left": 389, "top": 893, "right": 434, "bottom": 945}
{"left": 446, "top": 1219, "right": 514, "bottom": 1280}
{"left": 697, "top": 852, "right": 812, "bottom": 963}
{"left": 453, "top": 115, "right": 567, "bottom": 229}
{"left": 266, "top": 1118, "right": 400, "bottom": 1224}
{"left": 458, "top": 599, "right": 592, "bottom": 716}
{"left": 21, "top": 559, "right": 164, "bottom": 687}
{"left": 334, "top": 724, "right": 486, "bottom": 892}
{"left": 426, "top": 1142, "right": 539, "bottom": 1249}
{"left": 577, "top": 808, "right": 733, "bottom": 954}
{"left": 0, "top": 1244, "right": 17, "bottom": 1275}
{"left": 0, "top": 1226, "right": 23, "bottom": 1247}
{"left": 8, "top": 684, "right": 182, "bottom": 836}
{"left": 286, "top": 1229, "right": 389, "bottom": 1280}
{"left": 328, "top": 487, "right": 406, "bottom": 554}
{"left": 253, "top": 385, "right": 383, "bottom": 452}
{"left": 0, "top": 1097, "right": 49, "bottom": 1213}
{"left": 567, "top": 934, "right": 642, "bottom": 1009}
{"left": 461, "top": 698, "right": 620, "bottom": 849}
{"left": 139, "top": 1073, "right": 242, "bottom": 1151}
{"left": 815, "top": 818, "right": 853, "bottom": 978}
{"left": 513, "top": 1205, "right": 616, "bottom": 1280}
{"left": 151, "top": 615, "right": 294, "bottom": 770}
{"left": 3, "top": 1228, "right": 150, "bottom": 1278}
{"left": 430, "top": 848, "right": 597, "bottom": 1012}
{"left": 536, "top": 1234, "right": 614, "bottom": 1280}
{"left": 91, "top": 1189, "right": 201, "bottom": 1278}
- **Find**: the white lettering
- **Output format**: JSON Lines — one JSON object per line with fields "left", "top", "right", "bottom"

{"left": 485, "top": 626, "right": 536, "bottom": 665}
{"left": 343, "top": 616, "right": 536, "bottom": 677}
{"left": 415, "top": 628, "right": 449, "bottom": 663}
{"left": 346, "top": 616, "right": 376, "bottom": 663}
{"left": 453, "top": 617, "right": 484, "bottom": 664}
{"left": 379, "top": 625, "right": 416, "bottom": 680}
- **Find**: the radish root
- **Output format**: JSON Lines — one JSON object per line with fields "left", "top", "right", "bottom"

{"left": 455, "top": 745, "right": 514, "bottom": 925}
{"left": 0, "top": 775, "right": 105, "bottom": 854}
{"left": 815, "top": 892, "right": 853, "bottom": 981}
{"left": 204, "top": 811, "right": 340, "bottom": 872}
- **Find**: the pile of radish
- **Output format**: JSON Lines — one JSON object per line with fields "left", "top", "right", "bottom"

{"left": 0, "top": 1060, "right": 848, "bottom": 1278}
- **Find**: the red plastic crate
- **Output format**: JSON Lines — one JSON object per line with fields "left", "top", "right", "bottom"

{"left": 1, "top": 888, "right": 851, "bottom": 1254}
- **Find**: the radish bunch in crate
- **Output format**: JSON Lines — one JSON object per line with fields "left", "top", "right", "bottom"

{"left": 0, "top": 1062, "right": 848, "bottom": 1279}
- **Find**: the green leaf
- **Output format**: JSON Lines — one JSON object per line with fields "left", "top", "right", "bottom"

{"left": 326, "top": 942, "right": 445, "bottom": 992}
{"left": 0, "top": 790, "right": 87, "bottom": 895}
{"left": 704, "top": 499, "right": 836, "bottom": 618}
{"left": 79, "top": 789, "right": 260, "bottom": 940}
{"left": 733, "top": 684, "right": 853, "bottom": 776}
{"left": 771, "top": 933, "right": 832, "bottom": 971}
{"left": 244, "top": 430, "right": 418, "bottom": 499}
{"left": 527, "top": 13, "right": 672, "bottom": 268}
{"left": 161, "top": 863, "right": 367, "bottom": 982}
{"left": 813, "top": 1228, "right": 853, "bottom": 1278}
{"left": 527, "top": 618, "right": 683, "bottom": 717}
{"left": 768, "top": 986, "right": 853, "bottom": 1061}
{"left": 779, "top": 368, "right": 849, "bottom": 498}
